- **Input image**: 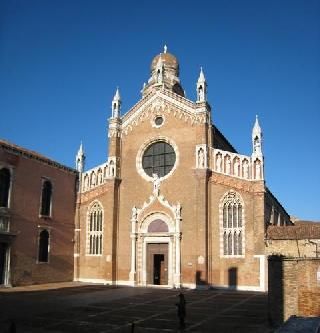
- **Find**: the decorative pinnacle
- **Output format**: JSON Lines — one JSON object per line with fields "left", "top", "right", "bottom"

{"left": 198, "top": 66, "right": 206, "bottom": 82}
{"left": 164, "top": 44, "right": 167, "bottom": 53}
{"left": 252, "top": 114, "right": 262, "bottom": 138}
{"left": 113, "top": 87, "right": 121, "bottom": 101}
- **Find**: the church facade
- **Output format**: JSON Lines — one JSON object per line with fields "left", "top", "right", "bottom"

{"left": 74, "top": 47, "right": 291, "bottom": 291}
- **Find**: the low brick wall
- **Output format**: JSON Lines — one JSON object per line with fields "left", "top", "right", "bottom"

{"left": 268, "top": 256, "right": 320, "bottom": 325}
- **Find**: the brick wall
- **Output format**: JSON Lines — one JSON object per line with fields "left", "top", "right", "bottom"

{"left": 268, "top": 256, "right": 320, "bottom": 325}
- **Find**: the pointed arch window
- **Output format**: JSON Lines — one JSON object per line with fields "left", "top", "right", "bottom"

{"left": 40, "top": 180, "right": 52, "bottom": 217}
{"left": 0, "top": 168, "right": 11, "bottom": 208}
{"left": 220, "top": 191, "right": 244, "bottom": 257}
{"left": 87, "top": 202, "right": 103, "bottom": 255}
{"left": 38, "top": 229, "right": 49, "bottom": 263}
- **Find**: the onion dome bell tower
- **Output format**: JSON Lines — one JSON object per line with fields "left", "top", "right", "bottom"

{"left": 75, "top": 142, "right": 85, "bottom": 173}
{"left": 142, "top": 45, "right": 185, "bottom": 97}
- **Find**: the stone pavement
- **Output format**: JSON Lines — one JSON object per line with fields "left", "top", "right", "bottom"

{"left": 0, "top": 283, "right": 272, "bottom": 332}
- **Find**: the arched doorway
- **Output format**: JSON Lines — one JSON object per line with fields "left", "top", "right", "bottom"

{"left": 129, "top": 212, "right": 181, "bottom": 288}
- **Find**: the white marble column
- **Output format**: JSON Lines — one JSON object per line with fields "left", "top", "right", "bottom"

{"left": 174, "top": 216, "right": 181, "bottom": 288}
{"left": 129, "top": 215, "right": 137, "bottom": 285}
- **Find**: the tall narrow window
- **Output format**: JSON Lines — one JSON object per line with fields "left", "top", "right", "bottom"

{"left": 40, "top": 180, "right": 52, "bottom": 216}
{"left": 0, "top": 168, "right": 10, "bottom": 208}
{"left": 87, "top": 201, "right": 103, "bottom": 255}
{"left": 38, "top": 229, "right": 49, "bottom": 262}
{"left": 220, "top": 191, "right": 244, "bottom": 257}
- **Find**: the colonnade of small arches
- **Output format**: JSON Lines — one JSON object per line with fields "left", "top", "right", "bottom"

{"left": 81, "top": 159, "right": 116, "bottom": 193}
{"left": 212, "top": 149, "right": 263, "bottom": 180}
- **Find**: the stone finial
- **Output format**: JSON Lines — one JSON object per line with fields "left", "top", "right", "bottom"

{"left": 196, "top": 67, "right": 207, "bottom": 102}
{"left": 164, "top": 44, "right": 167, "bottom": 53}
{"left": 112, "top": 87, "right": 121, "bottom": 118}
{"left": 76, "top": 141, "right": 85, "bottom": 173}
{"left": 252, "top": 115, "right": 263, "bottom": 156}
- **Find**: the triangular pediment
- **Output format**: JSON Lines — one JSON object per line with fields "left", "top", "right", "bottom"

{"left": 120, "top": 89, "right": 209, "bottom": 136}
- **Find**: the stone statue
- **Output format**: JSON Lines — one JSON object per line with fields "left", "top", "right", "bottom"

{"left": 243, "top": 161, "right": 249, "bottom": 179}
{"left": 198, "top": 148, "right": 205, "bottom": 168}
{"left": 226, "top": 158, "right": 231, "bottom": 174}
{"left": 216, "top": 154, "right": 222, "bottom": 172}
{"left": 131, "top": 206, "right": 138, "bottom": 220}
{"left": 256, "top": 161, "right": 261, "bottom": 179}
{"left": 234, "top": 159, "right": 239, "bottom": 176}
{"left": 152, "top": 173, "right": 161, "bottom": 196}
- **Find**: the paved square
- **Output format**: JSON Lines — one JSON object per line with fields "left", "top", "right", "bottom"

{"left": 0, "top": 283, "right": 272, "bottom": 332}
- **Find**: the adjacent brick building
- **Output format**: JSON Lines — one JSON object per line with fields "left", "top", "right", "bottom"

{"left": 0, "top": 140, "right": 77, "bottom": 286}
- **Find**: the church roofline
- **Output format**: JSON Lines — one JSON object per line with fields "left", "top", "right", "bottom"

{"left": 265, "top": 186, "right": 291, "bottom": 222}
{"left": 120, "top": 87, "right": 209, "bottom": 126}
{"left": 212, "top": 125, "right": 237, "bottom": 153}
{"left": 0, "top": 139, "right": 77, "bottom": 174}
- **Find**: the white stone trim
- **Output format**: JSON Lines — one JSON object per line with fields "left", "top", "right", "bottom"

{"left": 81, "top": 159, "right": 117, "bottom": 193}
{"left": 151, "top": 114, "right": 166, "bottom": 128}
{"left": 195, "top": 144, "right": 208, "bottom": 169}
{"left": 86, "top": 200, "right": 104, "bottom": 256}
{"left": 136, "top": 136, "right": 179, "bottom": 182}
{"left": 77, "top": 278, "right": 112, "bottom": 284}
{"left": 219, "top": 190, "right": 246, "bottom": 258}
{"left": 254, "top": 254, "right": 267, "bottom": 292}
{"left": 211, "top": 148, "right": 264, "bottom": 181}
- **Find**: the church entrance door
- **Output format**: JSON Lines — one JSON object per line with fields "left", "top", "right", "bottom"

{"left": 146, "top": 243, "right": 168, "bottom": 285}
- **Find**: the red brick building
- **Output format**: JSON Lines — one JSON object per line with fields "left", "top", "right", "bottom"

{"left": 0, "top": 140, "right": 77, "bottom": 286}
{"left": 74, "top": 48, "right": 292, "bottom": 291}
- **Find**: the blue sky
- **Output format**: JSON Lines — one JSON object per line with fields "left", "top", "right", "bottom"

{"left": 1, "top": 0, "right": 319, "bottom": 221}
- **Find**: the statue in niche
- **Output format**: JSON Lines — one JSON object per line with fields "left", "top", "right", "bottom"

{"left": 234, "top": 159, "right": 239, "bottom": 176}
{"left": 255, "top": 161, "right": 261, "bottom": 179}
{"left": 131, "top": 206, "right": 138, "bottom": 221}
{"left": 243, "top": 161, "right": 249, "bottom": 179}
{"left": 109, "top": 160, "right": 115, "bottom": 177}
{"left": 226, "top": 157, "right": 231, "bottom": 174}
{"left": 198, "top": 148, "right": 205, "bottom": 168}
{"left": 152, "top": 173, "right": 161, "bottom": 196}
{"left": 216, "top": 154, "right": 222, "bottom": 172}
{"left": 91, "top": 172, "right": 96, "bottom": 186}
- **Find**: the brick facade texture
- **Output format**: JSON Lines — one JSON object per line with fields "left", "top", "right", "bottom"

{"left": 0, "top": 141, "right": 77, "bottom": 286}
{"left": 268, "top": 256, "right": 320, "bottom": 325}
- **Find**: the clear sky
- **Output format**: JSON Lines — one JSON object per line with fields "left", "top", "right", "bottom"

{"left": 1, "top": 0, "right": 319, "bottom": 221}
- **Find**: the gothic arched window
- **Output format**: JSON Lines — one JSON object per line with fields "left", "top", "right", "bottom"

{"left": 0, "top": 168, "right": 10, "bottom": 208}
{"left": 38, "top": 229, "right": 49, "bottom": 262}
{"left": 221, "top": 191, "right": 244, "bottom": 256}
{"left": 40, "top": 180, "right": 52, "bottom": 216}
{"left": 87, "top": 202, "right": 103, "bottom": 255}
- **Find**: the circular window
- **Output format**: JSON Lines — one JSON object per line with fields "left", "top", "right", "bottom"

{"left": 154, "top": 116, "right": 164, "bottom": 126}
{"left": 142, "top": 141, "right": 176, "bottom": 178}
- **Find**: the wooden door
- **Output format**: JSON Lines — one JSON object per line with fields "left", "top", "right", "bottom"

{"left": 146, "top": 243, "right": 168, "bottom": 285}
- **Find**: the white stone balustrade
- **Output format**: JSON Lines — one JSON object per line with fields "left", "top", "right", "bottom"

{"left": 212, "top": 148, "right": 264, "bottom": 180}
{"left": 80, "top": 157, "right": 117, "bottom": 193}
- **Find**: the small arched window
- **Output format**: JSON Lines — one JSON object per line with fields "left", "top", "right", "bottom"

{"left": 0, "top": 168, "right": 11, "bottom": 208}
{"left": 40, "top": 180, "right": 52, "bottom": 216}
{"left": 221, "top": 191, "right": 244, "bottom": 257}
{"left": 87, "top": 202, "right": 103, "bottom": 255}
{"left": 38, "top": 229, "right": 49, "bottom": 262}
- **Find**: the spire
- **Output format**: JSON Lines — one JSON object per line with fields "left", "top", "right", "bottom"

{"left": 196, "top": 67, "right": 207, "bottom": 102}
{"left": 75, "top": 142, "right": 85, "bottom": 173}
{"left": 111, "top": 87, "right": 121, "bottom": 118}
{"left": 164, "top": 44, "right": 167, "bottom": 53}
{"left": 252, "top": 115, "right": 263, "bottom": 156}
